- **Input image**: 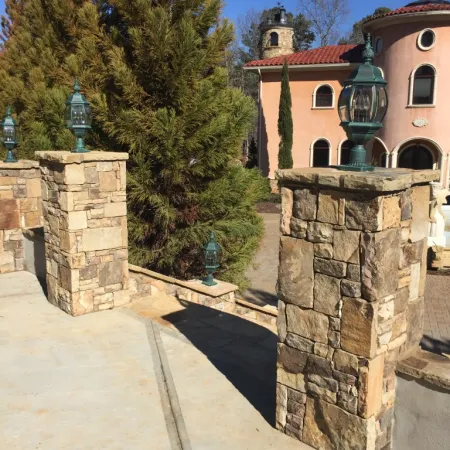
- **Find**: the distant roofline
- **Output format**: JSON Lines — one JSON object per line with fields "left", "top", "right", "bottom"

{"left": 244, "top": 62, "right": 358, "bottom": 72}
{"left": 244, "top": 44, "right": 362, "bottom": 70}
{"left": 363, "top": 4, "right": 450, "bottom": 31}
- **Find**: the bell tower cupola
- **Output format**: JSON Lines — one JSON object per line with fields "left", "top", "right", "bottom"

{"left": 259, "top": 4, "right": 295, "bottom": 59}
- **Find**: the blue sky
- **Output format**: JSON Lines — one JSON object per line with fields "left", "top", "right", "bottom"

{"left": 223, "top": 0, "right": 407, "bottom": 35}
{"left": 0, "top": 0, "right": 407, "bottom": 37}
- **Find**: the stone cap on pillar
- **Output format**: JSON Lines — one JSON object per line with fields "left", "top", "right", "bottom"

{"left": 35, "top": 151, "right": 129, "bottom": 164}
{"left": 0, "top": 160, "right": 39, "bottom": 170}
{"left": 276, "top": 168, "right": 440, "bottom": 193}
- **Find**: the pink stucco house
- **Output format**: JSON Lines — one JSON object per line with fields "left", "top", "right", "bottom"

{"left": 245, "top": 1, "right": 450, "bottom": 188}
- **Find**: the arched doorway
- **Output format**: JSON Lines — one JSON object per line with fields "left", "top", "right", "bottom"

{"left": 312, "top": 139, "right": 330, "bottom": 167}
{"left": 340, "top": 140, "right": 354, "bottom": 165}
{"left": 371, "top": 139, "right": 388, "bottom": 168}
{"left": 398, "top": 143, "right": 434, "bottom": 170}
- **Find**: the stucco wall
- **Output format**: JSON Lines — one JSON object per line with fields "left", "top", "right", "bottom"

{"left": 371, "top": 20, "right": 450, "bottom": 184}
{"left": 258, "top": 15, "right": 450, "bottom": 185}
{"left": 260, "top": 69, "right": 350, "bottom": 178}
{"left": 393, "top": 375, "right": 450, "bottom": 450}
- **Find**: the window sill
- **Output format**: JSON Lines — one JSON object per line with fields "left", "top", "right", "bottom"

{"left": 407, "top": 104, "right": 436, "bottom": 108}
{"left": 312, "top": 107, "right": 334, "bottom": 110}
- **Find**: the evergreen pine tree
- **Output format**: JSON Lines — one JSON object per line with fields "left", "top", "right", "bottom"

{"left": 0, "top": 0, "right": 269, "bottom": 287}
{"left": 278, "top": 60, "right": 293, "bottom": 169}
{"left": 246, "top": 137, "right": 258, "bottom": 169}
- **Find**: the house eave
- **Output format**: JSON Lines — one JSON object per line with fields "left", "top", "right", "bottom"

{"left": 243, "top": 62, "right": 359, "bottom": 72}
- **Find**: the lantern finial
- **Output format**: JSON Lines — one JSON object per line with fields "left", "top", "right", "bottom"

{"left": 362, "top": 33, "right": 375, "bottom": 64}
{"left": 73, "top": 77, "right": 81, "bottom": 93}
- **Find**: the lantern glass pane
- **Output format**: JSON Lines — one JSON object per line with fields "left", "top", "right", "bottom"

{"left": 3, "top": 125, "right": 15, "bottom": 142}
{"left": 206, "top": 251, "right": 217, "bottom": 266}
{"left": 65, "top": 105, "right": 73, "bottom": 128}
{"left": 374, "top": 86, "right": 388, "bottom": 123}
{"left": 84, "top": 104, "right": 92, "bottom": 125}
{"left": 338, "top": 86, "right": 352, "bottom": 122}
{"left": 71, "top": 104, "right": 87, "bottom": 126}
{"left": 350, "top": 85, "right": 374, "bottom": 123}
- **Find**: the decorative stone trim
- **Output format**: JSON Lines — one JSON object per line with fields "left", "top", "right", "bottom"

{"left": 276, "top": 167, "right": 438, "bottom": 450}
{"left": 412, "top": 117, "right": 428, "bottom": 127}
{"left": 0, "top": 161, "right": 42, "bottom": 274}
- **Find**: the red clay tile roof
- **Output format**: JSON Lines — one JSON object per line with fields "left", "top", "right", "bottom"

{"left": 364, "top": 2, "right": 450, "bottom": 25}
{"left": 244, "top": 44, "right": 363, "bottom": 68}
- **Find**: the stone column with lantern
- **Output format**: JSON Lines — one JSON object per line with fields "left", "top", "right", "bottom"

{"left": 37, "top": 80, "right": 130, "bottom": 316}
{"left": 275, "top": 35, "right": 437, "bottom": 450}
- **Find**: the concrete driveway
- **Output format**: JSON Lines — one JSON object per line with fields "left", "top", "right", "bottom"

{"left": 0, "top": 271, "right": 312, "bottom": 450}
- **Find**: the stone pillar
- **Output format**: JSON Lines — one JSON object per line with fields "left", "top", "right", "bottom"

{"left": 37, "top": 151, "right": 129, "bottom": 316}
{"left": 0, "top": 161, "right": 42, "bottom": 273}
{"left": 276, "top": 168, "right": 439, "bottom": 450}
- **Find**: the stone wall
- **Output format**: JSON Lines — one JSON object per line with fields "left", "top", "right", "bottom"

{"left": 130, "top": 265, "right": 276, "bottom": 327}
{"left": 37, "top": 152, "right": 129, "bottom": 316}
{"left": 261, "top": 27, "right": 294, "bottom": 59}
{"left": 0, "top": 161, "right": 42, "bottom": 274}
{"left": 276, "top": 168, "right": 439, "bottom": 450}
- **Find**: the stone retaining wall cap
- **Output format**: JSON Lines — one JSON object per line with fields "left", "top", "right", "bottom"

{"left": 276, "top": 168, "right": 440, "bottom": 193}
{"left": 35, "top": 151, "right": 129, "bottom": 164}
{"left": 0, "top": 160, "right": 39, "bottom": 169}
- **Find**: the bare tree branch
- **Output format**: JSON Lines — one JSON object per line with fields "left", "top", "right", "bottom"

{"left": 298, "top": 0, "right": 349, "bottom": 46}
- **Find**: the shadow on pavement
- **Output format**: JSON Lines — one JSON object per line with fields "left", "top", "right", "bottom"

{"left": 162, "top": 300, "right": 278, "bottom": 427}
{"left": 242, "top": 288, "right": 278, "bottom": 308}
{"left": 421, "top": 334, "right": 450, "bottom": 356}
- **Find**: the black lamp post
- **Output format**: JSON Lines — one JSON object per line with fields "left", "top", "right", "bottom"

{"left": 3, "top": 106, "right": 18, "bottom": 163}
{"left": 202, "top": 232, "right": 221, "bottom": 287}
{"left": 65, "top": 78, "right": 92, "bottom": 153}
{"left": 337, "top": 34, "right": 388, "bottom": 172}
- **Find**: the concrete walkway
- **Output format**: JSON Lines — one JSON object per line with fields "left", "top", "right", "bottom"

{"left": 0, "top": 271, "right": 311, "bottom": 450}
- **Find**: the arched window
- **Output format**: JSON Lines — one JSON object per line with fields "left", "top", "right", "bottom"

{"left": 398, "top": 144, "right": 434, "bottom": 170}
{"left": 270, "top": 32, "right": 279, "bottom": 47}
{"left": 411, "top": 65, "right": 435, "bottom": 105}
{"left": 314, "top": 85, "right": 334, "bottom": 108}
{"left": 380, "top": 153, "right": 388, "bottom": 168}
{"left": 312, "top": 139, "right": 330, "bottom": 167}
{"left": 340, "top": 140, "right": 354, "bottom": 165}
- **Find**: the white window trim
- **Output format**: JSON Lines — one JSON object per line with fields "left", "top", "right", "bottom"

{"left": 417, "top": 28, "right": 436, "bottom": 51}
{"left": 310, "top": 138, "right": 332, "bottom": 167}
{"left": 312, "top": 84, "right": 335, "bottom": 110}
{"left": 408, "top": 63, "right": 437, "bottom": 108}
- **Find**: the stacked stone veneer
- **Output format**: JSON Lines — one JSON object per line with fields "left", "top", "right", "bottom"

{"left": 37, "top": 151, "right": 129, "bottom": 316}
{"left": 0, "top": 161, "right": 42, "bottom": 273}
{"left": 276, "top": 168, "right": 439, "bottom": 450}
{"left": 261, "top": 27, "right": 294, "bottom": 59}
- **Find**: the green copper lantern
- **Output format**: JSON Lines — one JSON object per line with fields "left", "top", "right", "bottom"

{"left": 65, "top": 78, "right": 92, "bottom": 153}
{"left": 337, "top": 34, "right": 388, "bottom": 172}
{"left": 2, "top": 106, "right": 18, "bottom": 163}
{"left": 202, "top": 232, "right": 221, "bottom": 287}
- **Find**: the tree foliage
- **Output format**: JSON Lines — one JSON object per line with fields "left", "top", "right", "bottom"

{"left": 278, "top": 60, "right": 293, "bottom": 170}
{"left": 0, "top": 0, "right": 269, "bottom": 287}
{"left": 340, "top": 7, "right": 392, "bottom": 44}
{"left": 299, "top": 0, "right": 349, "bottom": 46}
